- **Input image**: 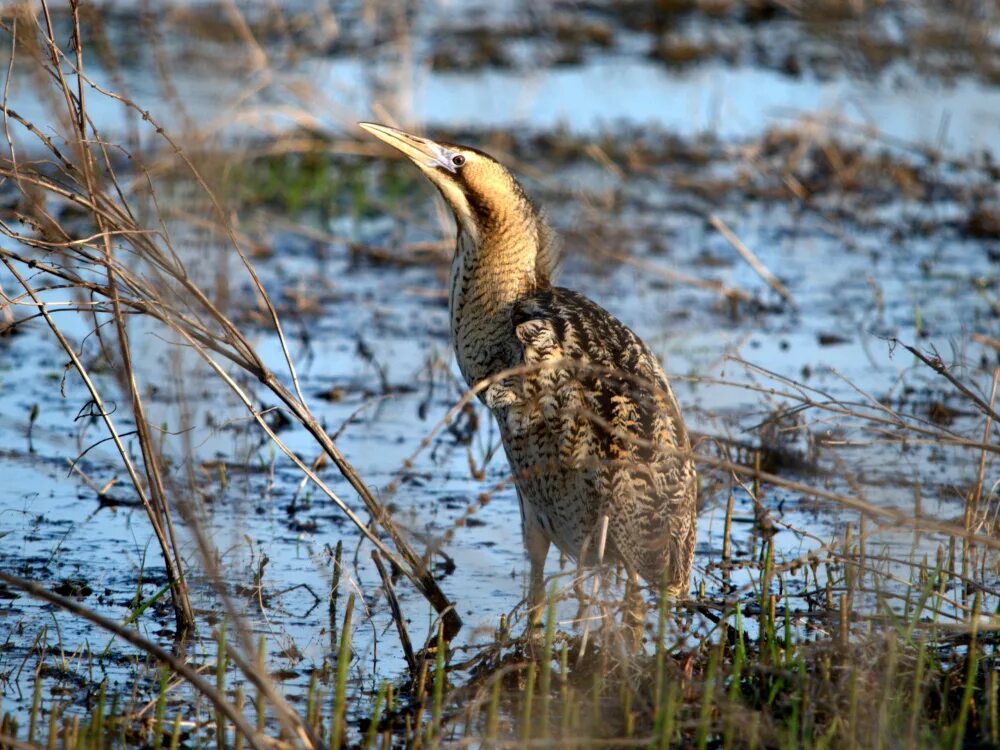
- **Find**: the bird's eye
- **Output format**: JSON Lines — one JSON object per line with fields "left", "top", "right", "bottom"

{"left": 451, "top": 154, "right": 466, "bottom": 167}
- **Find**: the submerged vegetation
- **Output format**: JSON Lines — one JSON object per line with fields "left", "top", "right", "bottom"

{"left": 1, "top": 1, "right": 999, "bottom": 749}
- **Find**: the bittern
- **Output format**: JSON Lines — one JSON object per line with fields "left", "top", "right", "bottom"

{"left": 360, "top": 123, "right": 697, "bottom": 617}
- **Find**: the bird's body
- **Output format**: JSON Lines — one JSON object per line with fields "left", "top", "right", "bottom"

{"left": 496, "top": 287, "right": 696, "bottom": 593}
{"left": 360, "top": 123, "right": 697, "bottom": 610}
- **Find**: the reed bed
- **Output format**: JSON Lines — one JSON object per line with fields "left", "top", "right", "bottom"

{"left": 1, "top": 2, "right": 998, "bottom": 749}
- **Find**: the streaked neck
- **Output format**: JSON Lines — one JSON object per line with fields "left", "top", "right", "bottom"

{"left": 448, "top": 213, "right": 547, "bottom": 386}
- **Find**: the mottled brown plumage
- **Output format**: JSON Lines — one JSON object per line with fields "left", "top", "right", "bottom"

{"left": 360, "top": 123, "right": 697, "bottom": 613}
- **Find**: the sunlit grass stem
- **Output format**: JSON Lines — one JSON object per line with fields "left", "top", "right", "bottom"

{"left": 330, "top": 592, "right": 355, "bottom": 750}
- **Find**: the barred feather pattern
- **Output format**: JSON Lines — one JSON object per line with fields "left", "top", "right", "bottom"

{"left": 478, "top": 286, "right": 697, "bottom": 595}
{"left": 434, "top": 147, "right": 696, "bottom": 597}
{"left": 357, "top": 123, "right": 696, "bottom": 598}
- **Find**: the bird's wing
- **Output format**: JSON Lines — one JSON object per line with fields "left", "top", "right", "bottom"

{"left": 510, "top": 286, "right": 690, "bottom": 461}
{"left": 508, "top": 286, "right": 695, "bottom": 583}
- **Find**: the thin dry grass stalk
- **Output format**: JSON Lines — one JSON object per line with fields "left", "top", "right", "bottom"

{"left": 2, "top": 4, "right": 998, "bottom": 747}
{"left": 0, "top": 0, "right": 196, "bottom": 634}
{"left": 0, "top": 570, "right": 270, "bottom": 750}
{"left": 0, "top": 0, "right": 460, "bottom": 641}
{"left": 709, "top": 214, "right": 795, "bottom": 305}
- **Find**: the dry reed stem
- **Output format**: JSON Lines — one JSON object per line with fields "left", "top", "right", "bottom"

{"left": 597, "top": 247, "right": 751, "bottom": 304}
{"left": 0, "top": 257, "right": 194, "bottom": 632}
{"left": 56, "top": 0, "right": 194, "bottom": 632}
{"left": 892, "top": 338, "right": 1000, "bottom": 424}
{"left": 372, "top": 549, "right": 418, "bottom": 675}
{"left": 0, "top": 570, "right": 269, "bottom": 750}
{"left": 0, "top": 0, "right": 460, "bottom": 639}
{"left": 971, "top": 367, "right": 999, "bottom": 532}
{"left": 709, "top": 214, "right": 795, "bottom": 305}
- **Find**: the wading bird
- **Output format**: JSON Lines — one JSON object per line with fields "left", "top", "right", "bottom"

{"left": 360, "top": 123, "right": 697, "bottom": 619}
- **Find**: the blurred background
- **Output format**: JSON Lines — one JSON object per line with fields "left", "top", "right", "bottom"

{"left": 9, "top": 1, "right": 1000, "bottom": 149}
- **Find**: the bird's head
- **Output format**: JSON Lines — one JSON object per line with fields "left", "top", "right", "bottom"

{"left": 359, "top": 122, "right": 537, "bottom": 247}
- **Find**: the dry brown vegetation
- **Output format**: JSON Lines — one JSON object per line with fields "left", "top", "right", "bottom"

{"left": 0, "top": 2, "right": 999, "bottom": 749}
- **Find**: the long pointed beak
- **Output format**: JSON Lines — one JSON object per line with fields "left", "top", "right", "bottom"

{"left": 359, "top": 122, "right": 457, "bottom": 173}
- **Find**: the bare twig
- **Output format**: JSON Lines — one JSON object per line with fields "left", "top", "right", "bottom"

{"left": 372, "top": 549, "right": 417, "bottom": 675}
{"left": 892, "top": 338, "right": 1000, "bottom": 424}
{"left": 971, "top": 368, "right": 999, "bottom": 532}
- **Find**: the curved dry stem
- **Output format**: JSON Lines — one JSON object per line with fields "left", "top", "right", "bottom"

{"left": 0, "top": 0, "right": 461, "bottom": 637}
{"left": 0, "top": 570, "right": 274, "bottom": 750}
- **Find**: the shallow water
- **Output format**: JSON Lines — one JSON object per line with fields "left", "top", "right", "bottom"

{"left": 1, "top": 0, "right": 999, "bottom": 738}
{"left": 6, "top": 6, "right": 1000, "bottom": 157}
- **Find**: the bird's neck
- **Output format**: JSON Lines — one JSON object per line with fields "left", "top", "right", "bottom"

{"left": 448, "top": 211, "right": 553, "bottom": 387}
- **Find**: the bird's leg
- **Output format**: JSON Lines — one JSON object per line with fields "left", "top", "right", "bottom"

{"left": 525, "top": 522, "right": 550, "bottom": 629}
{"left": 517, "top": 489, "right": 550, "bottom": 629}
{"left": 576, "top": 516, "right": 611, "bottom": 662}
{"left": 573, "top": 533, "right": 594, "bottom": 621}
{"left": 572, "top": 574, "right": 589, "bottom": 622}
{"left": 623, "top": 569, "right": 646, "bottom": 652}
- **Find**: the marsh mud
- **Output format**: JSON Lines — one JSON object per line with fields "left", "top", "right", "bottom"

{"left": 1, "top": 0, "right": 998, "bottom": 742}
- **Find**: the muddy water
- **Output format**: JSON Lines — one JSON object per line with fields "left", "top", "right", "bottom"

{"left": 2, "top": 0, "right": 999, "bottom": 737}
